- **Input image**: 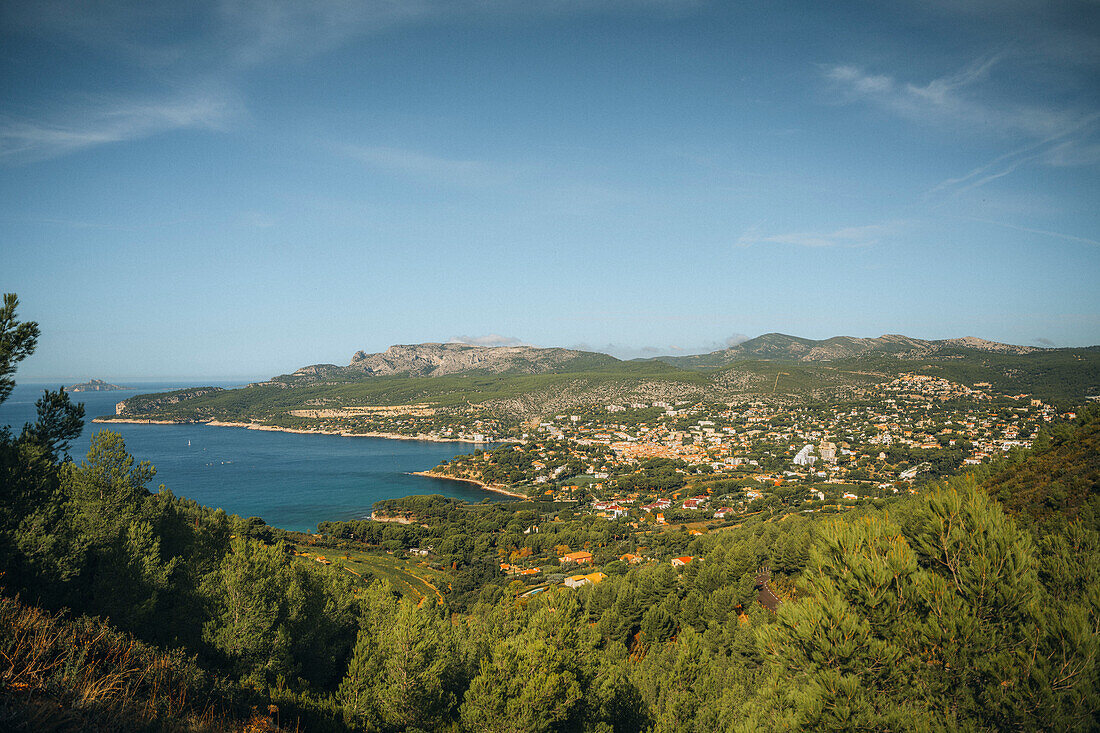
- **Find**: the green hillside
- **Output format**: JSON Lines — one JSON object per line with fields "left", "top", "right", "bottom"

{"left": 984, "top": 404, "right": 1100, "bottom": 530}
{"left": 103, "top": 337, "right": 1100, "bottom": 429}
{"left": 110, "top": 361, "right": 714, "bottom": 423}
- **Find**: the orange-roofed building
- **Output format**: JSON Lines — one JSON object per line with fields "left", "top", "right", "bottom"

{"left": 561, "top": 550, "right": 593, "bottom": 565}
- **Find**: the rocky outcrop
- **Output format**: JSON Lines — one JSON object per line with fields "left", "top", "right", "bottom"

{"left": 287, "top": 343, "right": 618, "bottom": 381}
{"left": 938, "top": 336, "right": 1038, "bottom": 354}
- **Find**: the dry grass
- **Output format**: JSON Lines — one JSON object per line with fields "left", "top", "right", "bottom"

{"left": 0, "top": 592, "right": 289, "bottom": 732}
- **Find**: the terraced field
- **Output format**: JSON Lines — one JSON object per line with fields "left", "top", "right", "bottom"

{"left": 292, "top": 544, "right": 448, "bottom": 604}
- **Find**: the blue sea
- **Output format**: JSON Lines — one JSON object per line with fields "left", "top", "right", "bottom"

{"left": 0, "top": 381, "right": 507, "bottom": 532}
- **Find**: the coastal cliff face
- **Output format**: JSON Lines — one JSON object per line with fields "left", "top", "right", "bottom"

{"left": 290, "top": 343, "right": 618, "bottom": 380}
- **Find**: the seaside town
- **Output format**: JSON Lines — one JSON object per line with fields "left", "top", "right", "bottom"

{"left": 419, "top": 374, "right": 1073, "bottom": 519}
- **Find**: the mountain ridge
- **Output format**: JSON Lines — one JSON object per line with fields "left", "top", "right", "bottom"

{"left": 656, "top": 332, "right": 1045, "bottom": 368}
{"left": 266, "top": 334, "right": 1086, "bottom": 384}
{"left": 280, "top": 342, "right": 621, "bottom": 382}
{"left": 104, "top": 333, "right": 1100, "bottom": 424}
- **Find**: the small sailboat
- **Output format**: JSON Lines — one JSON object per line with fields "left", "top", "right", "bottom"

{"left": 187, "top": 439, "right": 191, "bottom": 446}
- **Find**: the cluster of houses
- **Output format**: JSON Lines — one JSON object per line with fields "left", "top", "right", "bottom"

{"left": 502, "top": 546, "right": 698, "bottom": 593}
{"left": 520, "top": 378, "right": 1051, "bottom": 486}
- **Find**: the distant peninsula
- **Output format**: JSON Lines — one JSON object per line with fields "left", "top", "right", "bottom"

{"left": 70, "top": 378, "right": 127, "bottom": 392}
{"left": 91, "top": 334, "right": 1100, "bottom": 446}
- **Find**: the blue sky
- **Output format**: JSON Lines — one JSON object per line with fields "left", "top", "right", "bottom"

{"left": 3, "top": 0, "right": 1098, "bottom": 379}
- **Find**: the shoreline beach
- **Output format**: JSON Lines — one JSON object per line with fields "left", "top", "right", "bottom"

{"left": 92, "top": 417, "right": 504, "bottom": 445}
{"left": 409, "top": 470, "right": 527, "bottom": 499}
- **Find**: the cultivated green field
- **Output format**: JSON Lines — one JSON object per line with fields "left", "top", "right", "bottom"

{"left": 291, "top": 544, "right": 449, "bottom": 604}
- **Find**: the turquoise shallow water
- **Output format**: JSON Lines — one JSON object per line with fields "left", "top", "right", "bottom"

{"left": 0, "top": 382, "right": 506, "bottom": 532}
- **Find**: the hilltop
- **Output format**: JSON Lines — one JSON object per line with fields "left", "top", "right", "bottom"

{"left": 658, "top": 332, "right": 1042, "bottom": 368}
{"left": 275, "top": 342, "right": 620, "bottom": 383}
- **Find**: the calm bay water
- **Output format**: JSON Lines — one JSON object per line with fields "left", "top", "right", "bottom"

{"left": 0, "top": 381, "right": 506, "bottom": 532}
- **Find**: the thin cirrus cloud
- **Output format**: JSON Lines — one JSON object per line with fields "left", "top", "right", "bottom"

{"left": 736, "top": 222, "right": 898, "bottom": 248}
{"left": 12, "top": 0, "right": 690, "bottom": 74}
{"left": 823, "top": 54, "right": 1083, "bottom": 139}
{"left": 213, "top": 0, "right": 441, "bottom": 66}
{"left": 923, "top": 122, "right": 1099, "bottom": 201}
{"left": 958, "top": 216, "right": 1100, "bottom": 248}
{"left": 823, "top": 55, "right": 1100, "bottom": 195}
{"left": 6, "top": 0, "right": 439, "bottom": 69}
{"left": 0, "top": 93, "right": 236, "bottom": 163}
{"left": 448, "top": 334, "right": 528, "bottom": 347}
{"left": 2, "top": 1, "right": 695, "bottom": 165}
{"left": 338, "top": 144, "right": 518, "bottom": 187}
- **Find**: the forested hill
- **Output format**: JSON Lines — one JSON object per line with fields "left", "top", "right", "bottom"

{"left": 985, "top": 404, "right": 1100, "bottom": 530}
{"left": 663, "top": 333, "right": 1100, "bottom": 402}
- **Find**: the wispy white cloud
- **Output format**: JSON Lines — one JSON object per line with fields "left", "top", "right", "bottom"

{"left": 214, "top": 0, "right": 438, "bottom": 66}
{"left": 338, "top": 144, "right": 516, "bottom": 187}
{"left": 0, "top": 92, "right": 236, "bottom": 163}
{"left": 1040, "top": 138, "right": 1100, "bottom": 167}
{"left": 573, "top": 335, "right": 751, "bottom": 360}
{"left": 960, "top": 216, "right": 1100, "bottom": 247}
{"left": 214, "top": 0, "right": 705, "bottom": 67}
{"left": 736, "top": 222, "right": 898, "bottom": 248}
{"left": 822, "top": 53, "right": 1091, "bottom": 139}
{"left": 823, "top": 55, "right": 1100, "bottom": 197}
{"left": 5, "top": 0, "right": 704, "bottom": 163}
{"left": 825, "top": 65, "right": 894, "bottom": 94}
{"left": 11, "top": 0, "right": 701, "bottom": 71}
{"left": 448, "top": 334, "right": 528, "bottom": 347}
{"left": 724, "top": 333, "right": 749, "bottom": 347}
{"left": 924, "top": 113, "right": 1100, "bottom": 199}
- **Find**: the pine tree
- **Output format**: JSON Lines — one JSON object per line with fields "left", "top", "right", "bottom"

{"left": 744, "top": 476, "right": 1100, "bottom": 731}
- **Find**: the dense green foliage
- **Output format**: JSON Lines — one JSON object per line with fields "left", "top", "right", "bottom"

{"left": 986, "top": 406, "right": 1100, "bottom": 531}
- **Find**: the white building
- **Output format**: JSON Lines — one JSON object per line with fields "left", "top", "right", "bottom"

{"left": 793, "top": 444, "right": 816, "bottom": 466}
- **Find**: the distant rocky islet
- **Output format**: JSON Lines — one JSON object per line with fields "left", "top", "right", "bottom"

{"left": 69, "top": 378, "right": 127, "bottom": 392}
